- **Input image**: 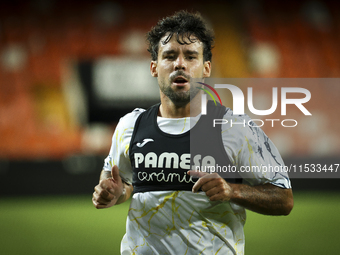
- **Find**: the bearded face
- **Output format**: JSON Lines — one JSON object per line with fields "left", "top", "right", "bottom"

{"left": 150, "top": 33, "right": 211, "bottom": 107}
{"left": 159, "top": 70, "right": 201, "bottom": 106}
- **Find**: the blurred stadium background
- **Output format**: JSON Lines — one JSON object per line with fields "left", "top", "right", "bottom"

{"left": 0, "top": 0, "right": 339, "bottom": 254}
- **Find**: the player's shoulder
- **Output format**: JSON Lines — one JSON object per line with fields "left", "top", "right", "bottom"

{"left": 223, "top": 108, "right": 252, "bottom": 122}
{"left": 222, "top": 108, "right": 253, "bottom": 129}
{"left": 222, "top": 108, "right": 264, "bottom": 137}
{"left": 118, "top": 108, "right": 146, "bottom": 128}
{"left": 122, "top": 108, "right": 146, "bottom": 119}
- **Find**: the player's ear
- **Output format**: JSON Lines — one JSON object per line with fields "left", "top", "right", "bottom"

{"left": 150, "top": 61, "right": 158, "bottom": 77}
{"left": 203, "top": 61, "right": 211, "bottom": 78}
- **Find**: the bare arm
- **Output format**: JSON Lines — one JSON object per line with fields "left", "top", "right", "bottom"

{"left": 188, "top": 171, "right": 293, "bottom": 216}
{"left": 92, "top": 166, "right": 133, "bottom": 209}
{"left": 229, "top": 182, "right": 293, "bottom": 215}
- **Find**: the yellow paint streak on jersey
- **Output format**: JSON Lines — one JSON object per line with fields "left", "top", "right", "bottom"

{"left": 128, "top": 200, "right": 147, "bottom": 230}
{"left": 115, "top": 130, "right": 119, "bottom": 159}
{"left": 197, "top": 233, "right": 204, "bottom": 244}
{"left": 245, "top": 136, "right": 253, "bottom": 169}
{"left": 130, "top": 191, "right": 180, "bottom": 232}
{"left": 131, "top": 238, "right": 146, "bottom": 254}
{"left": 234, "top": 237, "right": 244, "bottom": 254}
{"left": 180, "top": 118, "right": 187, "bottom": 133}
{"left": 187, "top": 211, "right": 195, "bottom": 227}
{"left": 213, "top": 220, "right": 231, "bottom": 236}
{"left": 198, "top": 248, "right": 207, "bottom": 254}
{"left": 119, "top": 127, "right": 131, "bottom": 143}
{"left": 215, "top": 244, "right": 224, "bottom": 254}
{"left": 234, "top": 241, "right": 242, "bottom": 254}
{"left": 245, "top": 136, "right": 259, "bottom": 179}
{"left": 129, "top": 199, "right": 146, "bottom": 213}
{"left": 232, "top": 143, "right": 243, "bottom": 168}
{"left": 235, "top": 145, "right": 243, "bottom": 162}
{"left": 125, "top": 144, "right": 129, "bottom": 156}
{"left": 245, "top": 136, "right": 253, "bottom": 155}
{"left": 221, "top": 121, "right": 233, "bottom": 133}
{"left": 234, "top": 238, "right": 243, "bottom": 246}
{"left": 166, "top": 191, "right": 181, "bottom": 233}
{"left": 184, "top": 234, "right": 190, "bottom": 255}
{"left": 220, "top": 210, "right": 233, "bottom": 218}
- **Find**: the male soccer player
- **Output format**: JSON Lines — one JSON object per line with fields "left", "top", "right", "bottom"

{"left": 92, "top": 11, "right": 293, "bottom": 255}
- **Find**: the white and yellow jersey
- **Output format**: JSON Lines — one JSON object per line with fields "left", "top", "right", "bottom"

{"left": 103, "top": 108, "right": 291, "bottom": 255}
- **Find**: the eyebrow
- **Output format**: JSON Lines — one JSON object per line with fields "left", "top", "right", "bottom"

{"left": 185, "top": 50, "right": 199, "bottom": 55}
{"left": 162, "top": 50, "right": 176, "bottom": 56}
{"left": 162, "top": 50, "right": 199, "bottom": 56}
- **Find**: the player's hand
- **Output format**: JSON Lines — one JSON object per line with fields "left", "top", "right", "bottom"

{"left": 187, "top": 170, "right": 234, "bottom": 202}
{"left": 92, "top": 165, "right": 124, "bottom": 209}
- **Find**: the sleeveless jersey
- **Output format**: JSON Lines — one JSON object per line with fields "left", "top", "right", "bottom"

{"left": 129, "top": 101, "right": 241, "bottom": 193}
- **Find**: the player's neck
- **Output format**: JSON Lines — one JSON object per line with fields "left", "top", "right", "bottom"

{"left": 159, "top": 93, "right": 201, "bottom": 118}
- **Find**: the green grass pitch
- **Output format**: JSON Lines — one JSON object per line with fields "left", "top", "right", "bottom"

{"left": 0, "top": 192, "right": 339, "bottom": 255}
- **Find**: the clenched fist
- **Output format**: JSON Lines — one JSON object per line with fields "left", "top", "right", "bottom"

{"left": 187, "top": 170, "right": 234, "bottom": 202}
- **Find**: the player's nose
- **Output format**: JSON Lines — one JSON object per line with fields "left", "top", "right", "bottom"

{"left": 174, "top": 55, "right": 187, "bottom": 71}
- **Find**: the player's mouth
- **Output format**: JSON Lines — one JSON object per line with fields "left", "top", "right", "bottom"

{"left": 172, "top": 76, "right": 189, "bottom": 86}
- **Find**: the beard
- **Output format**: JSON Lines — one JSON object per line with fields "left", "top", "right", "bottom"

{"left": 159, "top": 71, "right": 201, "bottom": 107}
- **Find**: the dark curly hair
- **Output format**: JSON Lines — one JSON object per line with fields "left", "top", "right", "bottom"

{"left": 147, "top": 10, "right": 214, "bottom": 62}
